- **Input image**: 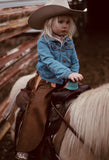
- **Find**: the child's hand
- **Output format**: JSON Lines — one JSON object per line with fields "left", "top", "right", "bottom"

{"left": 68, "top": 73, "right": 83, "bottom": 82}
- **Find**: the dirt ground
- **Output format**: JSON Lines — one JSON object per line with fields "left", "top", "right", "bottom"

{"left": 0, "top": 29, "right": 109, "bottom": 159}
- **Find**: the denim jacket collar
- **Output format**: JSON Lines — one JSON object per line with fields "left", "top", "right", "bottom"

{"left": 43, "top": 34, "right": 71, "bottom": 45}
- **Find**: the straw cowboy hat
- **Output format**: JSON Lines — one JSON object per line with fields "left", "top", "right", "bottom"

{"left": 28, "top": 0, "right": 85, "bottom": 30}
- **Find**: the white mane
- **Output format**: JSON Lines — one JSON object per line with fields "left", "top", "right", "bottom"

{"left": 60, "top": 83, "right": 109, "bottom": 160}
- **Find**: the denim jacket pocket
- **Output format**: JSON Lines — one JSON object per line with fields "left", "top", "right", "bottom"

{"left": 49, "top": 44, "right": 60, "bottom": 58}
{"left": 64, "top": 43, "right": 73, "bottom": 50}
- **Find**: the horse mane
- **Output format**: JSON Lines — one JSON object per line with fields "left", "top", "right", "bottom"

{"left": 61, "top": 83, "right": 109, "bottom": 159}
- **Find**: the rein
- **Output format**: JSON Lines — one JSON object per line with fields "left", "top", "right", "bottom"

{"left": 51, "top": 101, "right": 94, "bottom": 155}
{"left": 51, "top": 101, "right": 84, "bottom": 144}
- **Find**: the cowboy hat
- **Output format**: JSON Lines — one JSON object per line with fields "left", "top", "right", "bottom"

{"left": 28, "top": 0, "right": 85, "bottom": 30}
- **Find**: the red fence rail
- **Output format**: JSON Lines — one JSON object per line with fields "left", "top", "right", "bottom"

{"left": 0, "top": 5, "right": 43, "bottom": 126}
{"left": 0, "top": 5, "right": 43, "bottom": 42}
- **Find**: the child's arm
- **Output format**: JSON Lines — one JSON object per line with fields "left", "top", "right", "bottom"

{"left": 37, "top": 39, "right": 72, "bottom": 80}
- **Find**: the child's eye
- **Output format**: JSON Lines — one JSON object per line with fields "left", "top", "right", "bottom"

{"left": 66, "top": 21, "right": 70, "bottom": 24}
{"left": 58, "top": 20, "right": 64, "bottom": 24}
{"left": 58, "top": 20, "right": 70, "bottom": 24}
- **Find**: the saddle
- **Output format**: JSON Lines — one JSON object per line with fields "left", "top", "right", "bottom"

{"left": 47, "top": 84, "right": 91, "bottom": 135}
{"left": 16, "top": 76, "right": 90, "bottom": 135}
{"left": 15, "top": 76, "right": 91, "bottom": 160}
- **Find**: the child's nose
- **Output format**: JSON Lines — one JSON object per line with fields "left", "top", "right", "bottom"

{"left": 63, "top": 23, "right": 67, "bottom": 28}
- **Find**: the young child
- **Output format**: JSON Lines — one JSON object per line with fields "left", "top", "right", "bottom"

{"left": 15, "top": 0, "right": 85, "bottom": 159}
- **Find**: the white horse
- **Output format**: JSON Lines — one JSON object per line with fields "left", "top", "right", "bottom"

{"left": 54, "top": 83, "right": 109, "bottom": 160}
{"left": 5, "top": 73, "right": 109, "bottom": 160}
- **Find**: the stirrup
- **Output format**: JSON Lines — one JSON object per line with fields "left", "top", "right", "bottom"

{"left": 15, "top": 152, "right": 28, "bottom": 160}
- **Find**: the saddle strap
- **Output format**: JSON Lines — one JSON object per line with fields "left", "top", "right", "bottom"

{"left": 34, "top": 75, "right": 42, "bottom": 91}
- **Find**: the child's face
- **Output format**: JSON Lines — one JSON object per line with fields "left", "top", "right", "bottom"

{"left": 52, "top": 16, "right": 70, "bottom": 36}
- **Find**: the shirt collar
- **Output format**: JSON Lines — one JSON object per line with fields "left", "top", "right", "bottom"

{"left": 44, "top": 34, "right": 70, "bottom": 44}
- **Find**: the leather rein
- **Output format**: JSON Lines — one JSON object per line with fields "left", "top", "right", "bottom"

{"left": 51, "top": 101, "right": 94, "bottom": 155}
{"left": 51, "top": 101, "right": 84, "bottom": 144}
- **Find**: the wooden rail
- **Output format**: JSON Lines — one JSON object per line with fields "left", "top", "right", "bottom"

{"left": 0, "top": 5, "right": 43, "bottom": 42}
{"left": 0, "top": 5, "right": 43, "bottom": 138}
{"left": 0, "top": 37, "right": 39, "bottom": 72}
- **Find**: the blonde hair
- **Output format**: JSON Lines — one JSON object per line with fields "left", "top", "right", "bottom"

{"left": 41, "top": 15, "right": 76, "bottom": 39}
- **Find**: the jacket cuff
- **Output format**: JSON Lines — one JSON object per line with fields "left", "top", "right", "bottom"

{"left": 62, "top": 69, "right": 72, "bottom": 79}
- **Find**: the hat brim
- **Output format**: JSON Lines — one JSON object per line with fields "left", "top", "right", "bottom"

{"left": 28, "top": 5, "right": 84, "bottom": 30}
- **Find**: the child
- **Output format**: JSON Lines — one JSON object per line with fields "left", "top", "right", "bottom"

{"left": 15, "top": 0, "right": 85, "bottom": 159}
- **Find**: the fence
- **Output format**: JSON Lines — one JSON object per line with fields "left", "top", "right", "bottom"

{"left": 0, "top": 5, "right": 43, "bottom": 127}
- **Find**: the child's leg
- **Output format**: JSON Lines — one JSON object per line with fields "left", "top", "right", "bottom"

{"left": 16, "top": 81, "right": 54, "bottom": 153}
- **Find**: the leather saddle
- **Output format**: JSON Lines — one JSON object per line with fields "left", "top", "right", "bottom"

{"left": 51, "top": 84, "right": 91, "bottom": 105}
{"left": 16, "top": 75, "right": 91, "bottom": 136}
{"left": 15, "top": 77, "right": 91, "bottom": 160}
{"left": 46, "top": 84, "right": 91, "bottom": 136}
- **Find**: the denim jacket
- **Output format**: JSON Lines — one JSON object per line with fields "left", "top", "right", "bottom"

{"left": 36, "top": 35, "right": 79, "bottom": 84}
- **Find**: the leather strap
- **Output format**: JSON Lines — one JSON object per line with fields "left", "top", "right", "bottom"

{"left": 34, "top": 75, "right": 42, "bottom": 91}
{"left": 51, "top": 101, "right": 84, "bottom": 144}
{"left": 51, "top": 101, "right": 94, "bottom": 155}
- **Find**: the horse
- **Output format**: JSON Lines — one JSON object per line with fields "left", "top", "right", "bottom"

{"left": 5, "top": 73, "right": 109, "bottom": 160}
{"left": 54, "top": 83, "right": 109, "bottom": 160}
